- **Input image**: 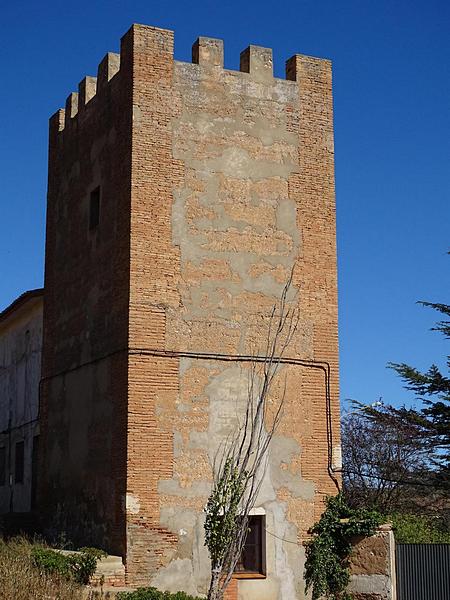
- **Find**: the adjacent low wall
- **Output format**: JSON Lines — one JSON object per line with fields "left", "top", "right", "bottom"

{"left": 348, "top": 524, "right": 396, "bottom": 600}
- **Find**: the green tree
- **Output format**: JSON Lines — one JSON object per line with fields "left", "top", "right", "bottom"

{"left": 387, "top": 299, "right": 450, "bottom": 474}
{"left": 342, "top": 286, "right": 450, "bottom": 538}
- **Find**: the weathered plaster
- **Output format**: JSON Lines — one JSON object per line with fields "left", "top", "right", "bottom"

{"left": 0, "top": 297, "right": 42, "bottom": 513}
{"left": 348, "top": 575, "right": 391, "bottom": 598}
{"left": 156, "top": 356, "right": 314, "bottom": 597}
{"left": 149, "top": 44, "right": 325, "bottom": 599}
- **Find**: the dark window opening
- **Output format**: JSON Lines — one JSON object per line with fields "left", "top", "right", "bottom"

{"left": 15, "top": 441, "right": 24, "bottom": 484}
{"left": 31, "top": 436, "right": 39, "bottom": 509}
{"left": 89, "top": 186, "right": 100, "bottom": 230}
{"left": 0, "top": 447, "right": 5, "bottom": 486}
{"left": 235, "top": 515, "right": 266, "bottom": 577}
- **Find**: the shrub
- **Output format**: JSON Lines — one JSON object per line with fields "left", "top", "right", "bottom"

{"left": 31, "top": 546, "right": 102, "bottom": 584}
{"left": 390, "top": 513, "right": 450, "bottom": 544}
{"left": 32, "top": 547, "right": 74, "bottom": 579}
{"left": 116, "top": 587, "right": 203, "bottom": 600}
{"left": 304, "top": 493, "right": 383, "bottom": 600}
{"left": 79, "top": 546, "right": 108, "bottom": 560}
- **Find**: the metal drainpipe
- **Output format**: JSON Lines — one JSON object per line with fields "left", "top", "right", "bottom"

{"left": 39, "top": 345, "right": 341, "bottom": 492}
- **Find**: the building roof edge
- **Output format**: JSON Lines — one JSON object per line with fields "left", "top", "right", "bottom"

{"left": 0, "top": 288, "right": 44, "bottom": 325}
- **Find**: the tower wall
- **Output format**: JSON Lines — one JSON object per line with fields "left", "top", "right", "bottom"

{"left": 122, "top": 25, "right": 341, "bottom": 597}
{"left": 42, "top": 24, "right": 340, "bottom": 599}
{"left": 42, "top": 47, "right": 132, "bottom": 555}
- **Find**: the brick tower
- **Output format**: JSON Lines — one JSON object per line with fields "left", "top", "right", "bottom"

{"left": 41, "top": 24, "right": 340, "bottom": 598}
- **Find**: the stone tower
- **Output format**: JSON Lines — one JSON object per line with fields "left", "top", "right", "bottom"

{"left": 41, "top": 24, "right": 340, "bottom": 598}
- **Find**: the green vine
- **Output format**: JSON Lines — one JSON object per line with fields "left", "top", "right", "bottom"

{"left": 304, "top": 493, "right": 383, "bottom": 600}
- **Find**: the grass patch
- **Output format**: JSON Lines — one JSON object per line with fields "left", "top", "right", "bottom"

{"left": 0, "top": 537, "right": 81, "bottom": 599}
{"left": 0, "top": 537, "right": 108, "bottom": 599}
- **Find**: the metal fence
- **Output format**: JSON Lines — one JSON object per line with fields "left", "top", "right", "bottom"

{"left": 396, "top": 544, "right": 450, "bottom": 600}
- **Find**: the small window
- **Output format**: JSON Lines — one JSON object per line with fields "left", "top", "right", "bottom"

{"left": 235, "top": 515, "right": 266, "bottom": 577}
{"left": 89, "top": 186, "right": 100, "bottom": 230}
{"left": 15, "top": 441, "right": 24, "bottom": 484}
{"left": 0, "top": 447, "right": 6, "bottom": 486}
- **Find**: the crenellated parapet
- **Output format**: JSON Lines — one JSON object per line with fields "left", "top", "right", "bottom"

{"left": 50, "top": 52, "right": 120, "bottom": 133}
{"left": 49, "top": 24, "right": 331, "bottom": 134}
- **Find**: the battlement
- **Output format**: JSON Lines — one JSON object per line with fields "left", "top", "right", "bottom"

{"left": 50, "top": 24, "right": 330, "bottom": 133}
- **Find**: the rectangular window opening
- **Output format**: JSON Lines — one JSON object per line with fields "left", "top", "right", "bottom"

{"left": 234, "top": 514, "right": 266, "bottom": 577}
{"left": 15, "top": 440, "right": 24, "bottom": 484}
{"left": 89, "top": 186, "right": 100, "bottom": 230}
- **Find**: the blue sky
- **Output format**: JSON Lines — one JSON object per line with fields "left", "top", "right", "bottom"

{"left": 1, "top": 0, "right": 448, "bottom": 408}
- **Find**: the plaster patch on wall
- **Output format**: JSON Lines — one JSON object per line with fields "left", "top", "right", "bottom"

{"left": 271, "top": 501, "right": 298, "bottom": 600}
{"left": 348, "top": 574, "right": 391, "bottom": 597}
{"left": 269, "top": 436, "right": 315, "bottom": 500}
{"left": 158, "top": 479, "right": 211, "bottom": 499}
{"left": 150, "top": 558, "right": 198, "bottom": 597}
{"left": 125, "top": 493, "right": 140, "bottom": 515}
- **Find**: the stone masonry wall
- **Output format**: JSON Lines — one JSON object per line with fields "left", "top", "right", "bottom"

{"left": 349, "top": 526, "right": 397, "bottom": 600}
